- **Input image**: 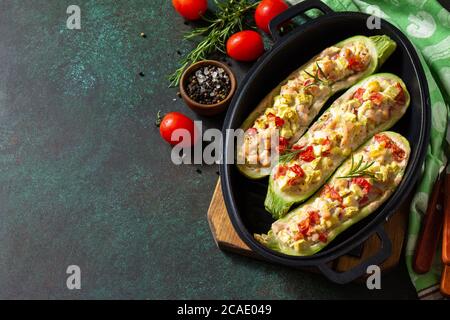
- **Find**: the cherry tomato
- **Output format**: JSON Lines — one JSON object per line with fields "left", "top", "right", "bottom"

{"left": 226, "top": 30, "right": 265, "bottom": 62}
{"left": 159, "top": 112, "right": 197, "bottom": 147}
{"left": 255, "top": 0, "right": 289, "bottom": 34}
{"left": 172, "top": 0, "right": 208, "bottom": 21}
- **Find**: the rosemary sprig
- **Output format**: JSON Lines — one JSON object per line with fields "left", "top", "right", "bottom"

{"left": 303, "top": 62, "right": 330, "bottom": 87}
{"left": 169, "top": 0, "right": 260, "bottom": 87}
{"left": 338, "top": 155, "right": 377, "bottom": 179}
{"left": 279, "top": 147, "right": 304, "bottom": 164}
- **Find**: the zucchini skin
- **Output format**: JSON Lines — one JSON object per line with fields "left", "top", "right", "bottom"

{"left": 256, "top": 131, "right": 410, "bottom": 256}
{"left": 237, "top": 35, "right": 397, "bottom": 180}
{"left": 265, "top": 73, "right": 410, "bottom": 219}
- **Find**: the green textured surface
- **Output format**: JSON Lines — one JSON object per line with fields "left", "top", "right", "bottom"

{"left": 0, "top": 0, "right": 417, "bottom": 299}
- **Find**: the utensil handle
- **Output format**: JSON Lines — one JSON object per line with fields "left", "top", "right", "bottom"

{"left": 442, "top": 173, "right": 450, "bottom": 265}
{"left": 269, "top": 0, "right": 333, "bottom": 42}
{"left": 317, "top": 225, "right": 392, "bottom": 284}
{"left": 413, "top": 175, "right": 444, "bottom": 273}
{"left": 441, "top": 265, "right": 450, "bottom": 297}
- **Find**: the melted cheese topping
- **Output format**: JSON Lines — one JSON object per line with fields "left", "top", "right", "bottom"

{"left": 241, "top": 41, "right": 371, "bottom": 168}
{"left": 272, "top": 77, "right": 406, "bottom": 194}
{"left": 270, "top": 133, "right": 408, "bottom": 253}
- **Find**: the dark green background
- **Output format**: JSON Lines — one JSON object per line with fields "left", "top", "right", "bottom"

{"left": 0, "top": 0, "right": 417, "bottom": 299}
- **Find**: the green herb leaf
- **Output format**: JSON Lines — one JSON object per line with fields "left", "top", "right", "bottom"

{"left": 338, "top": 155, "right": 377, "bottom": 179}
{"left": 169, "top": 0, "right": 260, "bottom": 87}
{"left": 303, "top": 62, "right": 330, "bottom": 88}
{"left": 279, "top": 147, "right": 304, "bottom": 164}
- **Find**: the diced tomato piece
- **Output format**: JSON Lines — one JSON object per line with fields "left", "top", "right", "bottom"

{"left": 298, "top": 219, "right": 310, "bottom": 236}
{"left": 322, "top": 184, "right": 339, "bottom": 201}
{"left": 394, "top": 83, "right": 406, "bottom": 105}
{"left": 392, "top": 147, "right": 406, "bottom": 162}
{"left": 279, "top": 137, "right": 289, "bottom": 146}
{"left": 292, "top": 144, "right": 304, "bottom": 150}
{"left": 347, "top": 56, "right": 364, "bottom": 71}
{"left": 360, "top": 185, "right": 384, "bottom": 205}
{"left": 369, "top": 92, "right": 383, "bottom": 106}
{"left": 287, "top": 177, "right": 301, "bottom": 186}
{"left": 277, "top": 137, "right": 289, "bottom": 154}
{"left": 321, "top": 138, "right": 331, "bottom": 156}
{"left": 267, "top": 113, "right": 285, "bottom": 128}
{"left": 353, "top": 88, "right": 365, "bottom": 103}
{"left": 318, "top": 232, "right": 328, "bottom": 243}
{"left": 275, "top": 116, "right": 285, "bottom": 128}
{"left": 374, "top": 134, "right": 390, "bottom": 146}
{"left": 374, "top": 134, "right": 405, "bottom": 162}
{"left": 308, "top": 211, "right": 320, "bottom": 225}
{"left": 298, "top": 146, "right": 315, "bottom": 162}
{"left": 293, "top": 232, "right": 304, "bottom": 241}
{"left": 392, "top": 144, "right": 405, "bottom": 161}
{"left": 329, "top": 185, "right": 343, "bottom": 203}
{"left": 359, "top": 185, "right": 383, "bottom": 206}
{"left": 274, "top": 165, "right": 287, "bottom": 180}
{"left": 352, "top": 177, "right": 372, "bottom": 194}
{"left": 247, "top": 127, "right": 257, "bottom": 135}
{"left": 277, "top": 145, "right": 286, "bottom": 154}
{"left": 290, "top": 164, "right": 305, "bottom": 177}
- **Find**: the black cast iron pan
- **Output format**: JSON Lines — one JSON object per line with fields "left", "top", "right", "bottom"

{"left": 221, "top": 0, "right": 430, "bottom": 284}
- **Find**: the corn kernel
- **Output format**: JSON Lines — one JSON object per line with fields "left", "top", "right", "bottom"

{"left": 368, "top": 81, "right": 381, "bottom": 92}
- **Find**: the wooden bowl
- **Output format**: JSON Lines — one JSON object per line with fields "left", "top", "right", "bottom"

{"left": 179, "top": 60, "right": 237, "bottom": 116}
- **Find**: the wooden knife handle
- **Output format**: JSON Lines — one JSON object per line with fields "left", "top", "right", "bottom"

{"left": 441, "top": 264, "right": 450, "bottom": 297}
{"left": 442, "top": 173, "right": 450, "bottom": 265}
{"left": 413, "top": 175, "right": 444, "bottom": 274}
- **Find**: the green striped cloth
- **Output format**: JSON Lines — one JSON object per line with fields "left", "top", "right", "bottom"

{"left": 287, "top": 0, "right": 449, "bottom": 297}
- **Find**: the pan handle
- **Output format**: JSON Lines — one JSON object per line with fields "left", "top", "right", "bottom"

{"left": 317, "top": 225, "right": 392, "bottom": 284}
{"left": 269, "top": 0, "right": 333, "bottom": 42}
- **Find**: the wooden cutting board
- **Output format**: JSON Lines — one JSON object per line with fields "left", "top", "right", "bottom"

{"left": 207, "top": 179, "right": 409, "bottom": 277}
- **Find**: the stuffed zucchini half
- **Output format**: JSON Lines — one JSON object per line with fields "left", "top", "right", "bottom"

{"left": 236, "top": 35, "right": 397, "bottom": 179}
{"left": 256, "top": 132, "right": 410, "bottom": 256}
{"left": 264, "top": 73, "right": 410, "bottom": 219}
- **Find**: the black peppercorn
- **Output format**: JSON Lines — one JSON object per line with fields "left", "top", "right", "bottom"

{"left": 185, "top": 65, "right": 231, "bottom": 105}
